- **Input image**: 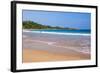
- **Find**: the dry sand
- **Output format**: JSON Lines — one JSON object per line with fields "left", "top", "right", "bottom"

{"left": 23, "top": 48, "right": 90, "bottom": 63}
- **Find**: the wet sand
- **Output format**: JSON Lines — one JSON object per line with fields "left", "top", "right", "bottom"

{"left": 22, "top": 31, "right": 91, "bottom": 63}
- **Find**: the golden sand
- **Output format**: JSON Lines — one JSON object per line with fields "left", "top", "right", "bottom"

{"left": 23, "top": 48, "right": 90, "bottom": 63}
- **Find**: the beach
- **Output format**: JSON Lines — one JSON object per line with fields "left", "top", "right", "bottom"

{"left": 22, "top": 31, "right": 91, "bottom": 63}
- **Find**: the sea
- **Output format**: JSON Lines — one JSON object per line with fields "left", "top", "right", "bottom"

{"left": 24, "top": 29, "right": 91, "bottom": 36}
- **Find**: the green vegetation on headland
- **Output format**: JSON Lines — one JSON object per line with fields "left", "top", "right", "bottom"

{"left": 23, "top": 21, "right": 77, "bottom": 30}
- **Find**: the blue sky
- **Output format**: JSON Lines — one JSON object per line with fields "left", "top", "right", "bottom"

{"left": 23, "top": 10, "right": 91, "bottom": 29}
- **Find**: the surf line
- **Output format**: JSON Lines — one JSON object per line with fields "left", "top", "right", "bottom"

{"left": 32, "top": 40, "right": 90, "bottom": 54}
{"left": 52, "top": 44, "right": 90, "bottom": 54}
{"left": 32, "top": 40, "right": 56, "bottom": 45}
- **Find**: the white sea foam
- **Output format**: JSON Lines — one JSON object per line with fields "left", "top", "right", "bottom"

{"left": 23, "top": 30, "right": 90, "bottom": 36}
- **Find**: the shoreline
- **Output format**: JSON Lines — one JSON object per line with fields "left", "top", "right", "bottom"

{"left": 23, "top": 29, "right": 90, "bottom": 36}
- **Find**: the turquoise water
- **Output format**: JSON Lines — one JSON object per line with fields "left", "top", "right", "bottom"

{"left": 31, "top": 29, "right": 90, "bottom": 34}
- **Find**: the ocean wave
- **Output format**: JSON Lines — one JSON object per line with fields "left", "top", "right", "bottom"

{"left": 23, "top": 30, "right": 90, "bottom": 36}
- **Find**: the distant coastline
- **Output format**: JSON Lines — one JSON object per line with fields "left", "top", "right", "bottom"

{"left": 22, "top": 21, "right": 90, "bottom": 36}
{"left": 23, "top": 21, "right": 78, "bottom": 30}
